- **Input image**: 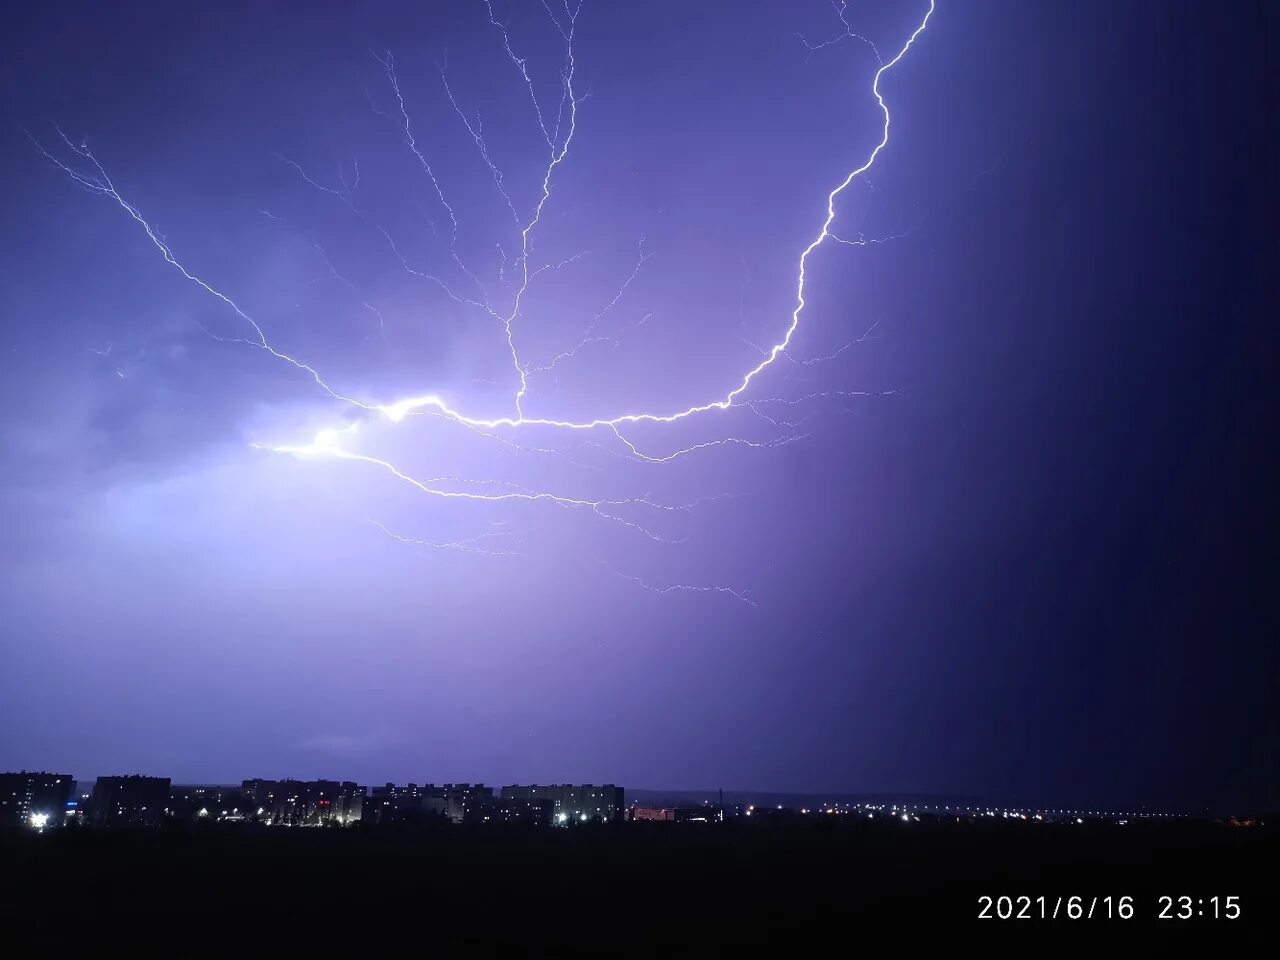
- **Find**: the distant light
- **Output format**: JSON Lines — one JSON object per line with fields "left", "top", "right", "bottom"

{"left": 198, "top": 808, "right": 209, "bottom": 817}
{"left": 579, "top": 814, "right": 587, "bottom": 821}
{"left": 901, "top": 813, "right": 909, "bottom": 822}
{"left": 29, "top": 813, "right": 50, "bottom": 830}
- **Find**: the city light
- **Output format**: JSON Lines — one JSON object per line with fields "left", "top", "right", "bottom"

{"left": 29, "top": 812, "right": 50, "bottom": 830}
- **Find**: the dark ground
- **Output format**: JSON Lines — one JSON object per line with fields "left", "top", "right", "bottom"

{"left": 2, "top": 819, "right": 1273, "bottom": 951}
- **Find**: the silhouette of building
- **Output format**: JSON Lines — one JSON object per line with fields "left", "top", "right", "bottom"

{"left": 438, "top": 784, "right": 493, "bottom": 823}
{"left": 0, "top": 771, "right": 73, "bottom": 829}
{"left": 169, "top": 784, "right": 252, "bottom": 822}
{"left": 501, "top": 784, "right": 624, "bottom": 823}
{"left": 240, "top": 779, "right": 364, "bottom": 825}
{"left": 91, "top": 775, "right": 171, "bottom": 827}
{"left": 467, "top": 796, "right": 554, "bottom": 825}
{"left": 631, "top": 806, "right": 676, "bottom": 822}
{"left": 361, "top": 783, "right": 494, "bottom": 824}
{"left": 364, "top": 782, "right": 445, "bottom": 825}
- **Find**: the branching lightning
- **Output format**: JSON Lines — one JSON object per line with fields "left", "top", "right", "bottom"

{"left": 369, "top": 519, "right": 522, "bottom": 558}
{"left": 36, "top": 0, "right": 935, "bottom": 607}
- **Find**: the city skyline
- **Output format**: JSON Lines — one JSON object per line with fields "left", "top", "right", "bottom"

{"left": 7, "top": 767, "right": 1204, "bottom": 828}
{"left": 0, "top": 765, "right": 1240, "bottom": 823}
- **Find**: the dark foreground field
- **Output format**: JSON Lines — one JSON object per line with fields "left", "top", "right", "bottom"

{"left": 2, "top": 819, "right": 1272, "bottom": 950}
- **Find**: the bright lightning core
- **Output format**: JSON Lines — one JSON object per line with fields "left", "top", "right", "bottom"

{"left": 35, "top": 0, "right": 935, "bottom": 606}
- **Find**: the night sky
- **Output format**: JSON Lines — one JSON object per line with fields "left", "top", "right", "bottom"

{"left": 1, "top": 1, "right": 1275, "bottom": 812}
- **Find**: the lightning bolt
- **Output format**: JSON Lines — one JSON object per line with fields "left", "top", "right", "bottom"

{"left": 340, "top": 0, "right": 933, "bottom": 432}
{"left": 88, "top": 342, "right": 127, "bottom": 380}
{"left": 369, "top": 519, "right": 521, "bottom": 558}
{"left": 608, "top": 567, "right": 757, "bottom": 608}
{"left": 799, "top": 1, "right": 884, "bottom": 63}
{"left": 35, "top": 0, "right": 935, "bottom": 604}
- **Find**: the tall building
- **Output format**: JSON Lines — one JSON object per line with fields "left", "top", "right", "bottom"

{"left": 361, "top": 783, "right": 493, "bottom": 824}
{"left": 169, "top": 784, "right": 252, "bottom": 821}
{"left": 467, "top": 796, "right": 554, "bottom": 826}
{"left": 0, "top": 771, "right": 74, "bottom": 829}
{"left": 501, "top": 784, "right": 625, "bottom": 823}
{"left": 240, "top": 779, "right": 365, "bottom": 825}
{"left": 364, "top": 783, "right": 441, "bottom": 825}
{"left": 439, "top": 784, "right": 493, "bottom": 823}
{"left": 91, "top": 775, "right": 171, "bottom": 827}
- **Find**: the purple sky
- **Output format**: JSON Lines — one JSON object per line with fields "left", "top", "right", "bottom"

{"left": 2, "top": 1, "right": 1275, "bottom": 811}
